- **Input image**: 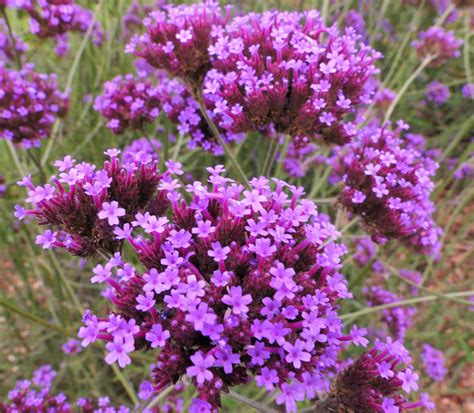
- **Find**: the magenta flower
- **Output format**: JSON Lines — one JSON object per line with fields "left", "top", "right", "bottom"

{"left": 206, "top": 10, "right": 381, "bottom": 148}
{"left": 127, "top": 1, "right": 229, "bottom": 84}
{"left": 17, "top": 149, "right": 170, "bottom": 257}
{"left": 78, "top": 162, "right": 350, "bottom": 410}
{"left": 105, "top": 338, "right": 135, "bottom": 368}
{"left": 186, "top": 352, "right": 215, "bottom": 385}
{"left": 412, "top": 26, "right": 463, "bottom": 67}
{"left": 0, "top": 64, "right": 69, "bottom": 148}
{"left": 20, "top": 0, "right": 103, "bottom": 55}
{"left": 94, "top": 74, "right": 161, "bottom": 134}
{"left": 334, "top": 121, "right": 442, "bottom": 256}
{"left": 98, "top": 201, "right": 126, "bottom": 226}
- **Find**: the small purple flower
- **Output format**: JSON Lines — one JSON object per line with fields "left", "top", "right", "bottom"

{"left": 98, "top": 201, "right": 126, "bottom": 226}
{"left": 105, "top": 338, "right": 135, "bottom": 368}
{"left": 186, "top": 351, "right": 215, "bottom": 385}
{"left": 145, "top": 323, "right": 170, "bottom": 349}
{"left": 222, "top": 286, "right": 252, "bottom": 315}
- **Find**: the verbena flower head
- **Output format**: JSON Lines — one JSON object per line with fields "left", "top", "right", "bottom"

{"left": 0, "top": 18, "right": 28, "bottom": 63}
{"left": 334, "top": 121, "right": 442, "bottom": 256}
{"left": 425, "top": 80, "right": 450, "bottom": 105}
{"left": 94, "top": 74, "right": 161, "bottom": 134}
{"left": 364, "top": 286, "right": 416, "bottom": 341}
{"left": 122, "top": 1, "right": 166, "bottom": 42}
{"left": 412, "top": 26, "right": 463, "bottom": 67}
{"left": 127, "top": 1, "right": 230, "bottom": 85}
{"left": 16, "top": 149, "right": 170, "bottom": 257}
{"left": 156, "top": 74, "right": 245, "bottom": 155}
{"left": 421, "top": 343, "right": 447, "bottom": 382}
{"left": 323, "top": 338, "right": 434, "bottom": 412}
{"left": 122, "top": 137, "right": 161, "bottom": 164}
{"left": 79, "top": 166, "right": 351, "bottom": 411}
{"left": 353, "top": 236, "right": 376, "bottom": 266}
{"left": 461, "top": 82, "right": 474, "bottom": 99}
{"left": 283, "top": 141, "right": 326, "bottom": 178}
{"left": 206, "top": 10, "right": 381, "bottom": 148}
{"left": 20, "top": 0, "right": 103, "bottom": 55}
{"left": 0, "top": 63, "right": 69, "bottom": 148}
{"left": 0, "top": 365, "right": 131, "bottom": 413}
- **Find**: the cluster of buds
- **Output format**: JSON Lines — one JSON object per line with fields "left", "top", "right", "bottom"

{"left": 78, "top": 162, "right": 351, "bottom": 411}
{"left": 16, "top": 150, "right": 171, "bottom": 257}
{"left": 412, "top": 26, "right": 463, "bottom": 67}
{"left": 0, "top": 365, "right": 131, "bottom": 413}
{"left": 126, "top": 1, "right": 230, "bottom": 85}
{"left": 333, "top": 120, "right": 442, "bottom": 256}
{"left": 0, "top": 63, "right": 69, "bottom": 148}
{"left": 205, "top": 10, "right": 381, "bottom": 148}
{"left": 316, "top": 338, "right": 434, "bottom": 412}
{"left": 20, "top": 0, "right": 103, "bottom": 55}
{"left": 94, "top": 74, "right": 161, "bottom": 134}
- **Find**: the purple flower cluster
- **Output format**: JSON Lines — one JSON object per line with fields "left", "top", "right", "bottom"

{"left": 16, "top": 150, "right": 170, "bottom": 257}
{"left": 353, "top": 236, "right": 377, "bottom": 266}
{"left": 364, "top": 286, "right": 416, "bottom": 341}
{"left": 322, "top": 338, "right": 434, "bottom": 412}
{"left": 122, "top": 0, "right": 166, "bottom": 42}
{"left": 283, "top": 141, "right": 327, "bottom": 178}
{"left": 399, "top": 269, "right": 422, "bottom": 296}
{"left": 78, "top": 165, "right": 351, "bottom": 411}
{"left": 461, "top": 83, "right": 474, "bottom": 99}
{"left": 20, "top": 0, "right": 103, "bottom": 56}
{"left": 155, "top": 75, "right": 245, "bottom": 155}
{"left": 206, "top": 10, "right": 381, "bottom": 148}
{"left": 412, "top": 26, "right": 463, "bottom": 67}
{"left": 421, "top": 343, "right": 447, "bottom": 382}
{"left": 94, "top": 74, "right": 161, "bottom": 135}
{"left": 122, "top": 136, "right": 161, "bottom": 164}
{"left": 0, "top": 365, "right": 130, "bottom": 413}
{"left": 0, "top": 18, "right": 28, "bottom": 63}
{"left": 425, "top": 81, "right": 450, "bottom": 105}
{"left": 335, "top": 121, "right": 442, "bottom": 256}
{"left": 0, "top": 63, "right": 69, "bottom": 148}
{"left": 127, "top": 1, "right": 229, "bottom": 85}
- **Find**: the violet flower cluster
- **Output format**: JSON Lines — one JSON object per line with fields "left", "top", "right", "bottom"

{"left": 333, "top": 121, "right": 442, "bottom": 256}
{"left": 122, "top": 136, "right": 161, "bottom": 164}
{"left": 425, "top": 81, "right": 450, "bottom": 105}
{"left": 206, "top": 10, "right": 381, "bottom": 148}
{"left": 353, "top": 236, "right": 377, "bottom": 266}
{"left": 412, "top": 26, "right": 463, "bottom": 67}
{"left": 94, "top": 74, "right": 161, "bottom": 135}
{"left": 0, "top": 63, "right": 69, "bottom": 148}
{"left": 364, "top": 286, "right": 416, "bottom": 341}
{"left": 78, "top": 163, "right": 353, "bottom": 412}
{"left": 421, "top": 343, "right": 447, "bottom": 382}
{"left": 16, "top": 150, "right": 171, "bottom": 257}
{"left": 20, "top": 0, "right": 103, "bottom": 56}
{"left": 156, "top": 75, "right": 245, "bottom": 155}
{"left": 322, "top": 338, "right": 434, "bottom": 412}
{"left": 127, "top": 1, "right": 230, "bottom": 85}
{"left": 0, "top": 18, "right": 28, "bottom": 63}
{"left": 283, "top": 141, "right": 327, "bottom": 178}
{"left": 0, "top": 365, "right": 130, "bottom": 413}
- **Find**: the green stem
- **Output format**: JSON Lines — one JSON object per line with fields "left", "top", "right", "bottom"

{"left": 0, "top": 8, "right": 22, "bottom": 69}
{"left": 262, "top": 138, "right": 280, "bottom": 177}
{"left": 194, "top": 91, "right": 250, "bottom": 187}
{"left": 384, "top": 55, "right": 434, "bottom": 123}
{"left": 224, "top": 391, "right": 277, "bottom": 413}
{"left": 0, "top": 295, "right": 68, "bottom": 335}
{"left": 341, "top": 290, "right": 474, "bottom": 321}
{"left": 111, "top": 363, "right": 139, "bottom": 405}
